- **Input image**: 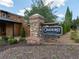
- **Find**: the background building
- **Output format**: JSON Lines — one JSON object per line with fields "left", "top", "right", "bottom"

{"left": 0, "top": 10, "right": 29, "bottom": 37}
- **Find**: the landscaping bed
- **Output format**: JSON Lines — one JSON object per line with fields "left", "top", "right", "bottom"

{"left": 71, "top": 30, "right": 79, "bottom": 43}
{"left": 0, "top": 36, "right": 27, "bottom": 46}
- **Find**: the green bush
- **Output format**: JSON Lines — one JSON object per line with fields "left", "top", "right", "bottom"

{"left": 2, "top": 36, "right": 8, "bottom": 42}
{"left": 0, "top": 39, "right": 5, "bottom": 46}
{"left": 75, "top": 31, "right": 79, "bottom": 43}
{"left": 8, "top": 37, "right": 17, "bottom": 45}
{"left": 71, "top": 31, "right": 77, "bottom": 40}
{"left": 75, "top": 38, "right": 79, "bottom": 43}
{"left": 20, "top": 27, "right": 26, "bottom": 37}
{"left": 62, "top": 23, "right": 71, "bottom": 34}
{"left": 0, "top": 36, "right": 9, "bottom": 46}
{"left": 71, "top": 30, "right": 79, "bottom": 43}
{"left": 19, "top": 37, "right": 26, "bottom": 42}
{"left": 62, "top": 23, "right": 67, "bottom": 34}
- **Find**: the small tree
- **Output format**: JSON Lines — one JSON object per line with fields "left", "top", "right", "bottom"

{"left": 76, "top": 16, "right": 79, "bottom": 25}
{"left": 24, "top": 0, "right": 57, "bottom": 23}
{"left": 63, "top": 7, "right": 72, "bottom": 34}
{"left": 71, "top": 20, "right": 77, "bottom": 30}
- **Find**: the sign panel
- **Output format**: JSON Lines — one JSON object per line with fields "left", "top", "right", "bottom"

{"left": 41, "top": 26, "right": 63, "bottom": 36}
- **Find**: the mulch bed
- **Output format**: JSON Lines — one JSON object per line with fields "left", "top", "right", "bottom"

{"left": 0, "top": 41, "right": 27, "bottom": 52}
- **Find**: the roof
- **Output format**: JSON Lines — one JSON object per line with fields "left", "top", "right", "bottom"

{"left": 29, "top": 14, "right": 44, "bottom": 20}
{"left": 41, "top": 22, "right": 60, "bottom": 26}
{"left": 42, "top": 22, "right": 59, "bottom": 25}
{"left": 0, "top": 9, "right": 23, "bottom": 17}
{"left": 0, "top": 17, "right": 21, "bottom": 24}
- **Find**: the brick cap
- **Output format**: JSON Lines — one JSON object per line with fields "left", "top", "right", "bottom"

{"left": 29, "top": 14, "right": 44, "bottom": 20}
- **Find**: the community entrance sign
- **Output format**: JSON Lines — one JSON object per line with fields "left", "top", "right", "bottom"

{"left": 27, "top": 14, "right": 63, "bottom": 44}
{"left": 41, "top": 26, "right": 62, "bottom": 36}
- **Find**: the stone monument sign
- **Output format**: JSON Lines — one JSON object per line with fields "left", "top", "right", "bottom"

{"left": 27, "top": 14, "right": 44, "bottom": 44}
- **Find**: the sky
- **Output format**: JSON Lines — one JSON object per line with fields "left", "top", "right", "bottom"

{"left": 0, "top": 0, "right": 79, "bottom": 21}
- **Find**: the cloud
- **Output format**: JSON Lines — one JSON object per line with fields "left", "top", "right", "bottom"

{"left": 0, "top": 0, "right": 14, "bottom": 7}
{"left": 57, "top": 14, "right": 65, "bottom": 18}
{"left": 17, "top": 8, "right": 31, "bottom": 16}
{"left": 17, "top": 9, "right": 25, "bottom": 16}
{"left": 44, "top": 0, "right": 66, "bottom": 8}
{"left": 56, "top": 13, "right": 65, "bottom": 22}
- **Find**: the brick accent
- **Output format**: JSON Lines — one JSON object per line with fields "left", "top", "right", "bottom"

{"left": 0, "top": 10, "right": 30, "bottom": 36}
{"left": 6, "top": 23, "right": 14, "bottom": 36}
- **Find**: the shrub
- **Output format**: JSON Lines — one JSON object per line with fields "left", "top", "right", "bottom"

{"left": 75, "top": 38, "right": 79, "bottom": 43}
{"left": 19, "top": 37, "right": 26, "bottom": 42}
{"left": 0, "top": 39, "right": 5, "bottom": 46}
{"left": 62, "top": 23, "right": 68, "bottom": 34}
{"left": 62, "top": 23, "right": 71, "bottom": 34}
{"left": 20, "top": 27, "right": 26, "bottom": 37}
{"left": 2, "top": 36, "right": 8, "bottom": 42}
{"left": 0, "top": 36, "right": 9, "bottom": 46}
{"left": 71, "top": 24, "right": 77, "bottom": 30}
{"left": 71, "top": 30, "right": 79, "bottom": 43}
{"left": 8, "top": 37, "right": 17, "bottom": 45}
{"left": 75, "top": 31, "right": 79, "bottom": 43}
{"left": 71, "top": 31, "right": 77, "bottom": 40}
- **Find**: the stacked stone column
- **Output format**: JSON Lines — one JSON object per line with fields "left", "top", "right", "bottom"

{"left": 27, "top": 14, "right": 44, "bottom": 44}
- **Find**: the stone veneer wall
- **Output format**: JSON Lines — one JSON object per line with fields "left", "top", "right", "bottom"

{"left": 27, "top": 14, "right": 44, "bottom": 44}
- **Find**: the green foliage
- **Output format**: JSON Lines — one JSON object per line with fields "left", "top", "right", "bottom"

{"left": 62, "top": 22, "right": 69, "bottom": 34}
{"left": 0, "top": 39, "right": 5, "bottom": 46}
{"left": 75, "top": 38, "right": 79, "bottom": 43}
{"left": 2, "top": 36, "right": 8, "bottom": 42}
{"left": 62, "top": 23, "right": 67, "bottom": 34}
{"left": 24, "top": 0, "right": 57, "bottom": 23}
{"left": 71, "top": 31, "right": 77, "bottom": 40}
{"left": 20, "top": 27, "right": 26, "bottom": 37}
{"left": 71, "top": 30, "right": 79, "bottom": 43}
{"left": 75, "top": 31, "right": 79, "bottom": 43}
{"left": 19, "top": 37, "right": 26, "bottom": 42}
{"left": 65, "top": 7, "right": 72, "bottom": 24}
{"left": 8, "top": 37, "right": 17, "bottom": 45}
{"left": 0, "top": 36, "right": 9, "bottom": 45}
{"left": 76, "top": 16, "right": 79, "bottom": 25}
{"left": 71, "top": 16, "right": 79, "bottom": 30}
{"left": 62, "top": 7, "right": 72, "bottom": 34}
{"left": 71, "top": 20, "right": 77, "bottom": 30}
